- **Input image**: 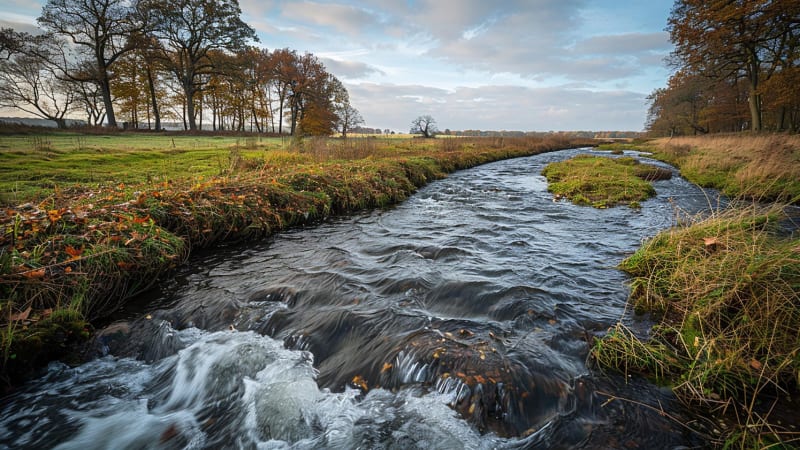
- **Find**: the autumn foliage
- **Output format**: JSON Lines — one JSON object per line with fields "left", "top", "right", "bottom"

{"left": 648, "top": 1, "right": 800, "bottom": 135}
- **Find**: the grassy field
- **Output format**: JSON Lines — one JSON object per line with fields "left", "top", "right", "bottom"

{"left": 0, "top": 133, "right": 497, "bottom": 205}
{"left": 0, "top": 131, "right": 593, "bottom": 387}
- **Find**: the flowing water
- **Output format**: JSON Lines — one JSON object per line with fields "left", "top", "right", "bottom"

{"left": 0, "top": 148, "right": 718, "bottom": 449}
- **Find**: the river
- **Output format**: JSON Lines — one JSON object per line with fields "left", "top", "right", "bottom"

{"left": 0, "top": 148, "right": 715, "bottom": 449}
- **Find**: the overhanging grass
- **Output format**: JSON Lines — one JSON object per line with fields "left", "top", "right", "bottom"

{"left": 593, "top": 204, "right": 800, "bottom": 447}
{"left": 0, "top": 134, "right": 594, "bottom": 386}
{"left": 541, "top": 154, "right": 672, "bottom": 208}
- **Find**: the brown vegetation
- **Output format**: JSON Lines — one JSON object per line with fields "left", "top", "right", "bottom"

{"left": 647, "top": 134, "right": 800, "bottom": 203}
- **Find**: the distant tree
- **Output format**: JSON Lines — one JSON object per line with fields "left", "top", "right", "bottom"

{"left": 410, "top": 115, "right": 438, "bottom": 138}
{"left": 329, "top": 79, "right": 363, "bottom": 138}
{"left": 0, "top": 34, "right": 76, "bottom": 128}
{"left": 74, "top": 79, "right": 107, "bottom": 126}
{"left": 148, "top": 0, "right": 257, "bottom": 130}
{"left": 38, "top": 0, "right": 149, "bottom": 128}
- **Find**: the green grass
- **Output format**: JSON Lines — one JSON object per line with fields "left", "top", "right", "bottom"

{"left": 593, "top": 205, "right": 800, "bottom": 448}
{"left": 541, "top": 154, "right": 672, "bottom": 208}
{"left": 0, "top": 133, "right": 287, "bottom": 204}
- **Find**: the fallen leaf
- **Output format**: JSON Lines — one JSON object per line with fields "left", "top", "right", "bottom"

{"left": 10, "top": 306, "right": 32, "bottom": 321}
{"left": 351, "top": 375, "right": 368, "bottom": 391}
{"left": 381, "top": 362, "right": 393, "bottom": 373}
{"left": 65, "top": 245, "right": 84, "bottom": 260}
{"left": 749, "top": 359, "right": 763, "bottom": 371}
{"left": 22, "top": 268, "right": 46, "bottom": 279}
{"left": 47, "top": 209, "right": 63, "bottom": 223}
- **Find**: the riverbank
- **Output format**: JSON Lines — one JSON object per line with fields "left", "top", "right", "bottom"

{"left": 645, "top": 134, "right": 800, "bottom": 204}
{"left": 593, "top": 135, "right": 800, "bottom": 448}
{"left": 0, "top": 134, "right": 595, "bottom": 388}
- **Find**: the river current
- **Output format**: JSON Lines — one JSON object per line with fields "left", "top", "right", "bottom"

{"left": 0, "top": 148, "right": 716, "bottom": 449}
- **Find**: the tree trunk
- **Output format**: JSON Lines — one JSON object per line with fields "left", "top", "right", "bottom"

{"left": 99, "top": 76, "right": 117, "bottom": 128}
{"left": 747, "top": 91, "right": 761, "bottom": 132}
{"left": 278, "top": 92, "right": 285, "bottom": 134}
{"left": 186, "top": 84, "right": 197, "bottom": 131}
{"left": 146, "top": 67, "right": 161, "bottom": 131}
{"left": 54, "top": 118, "right": 67, "bottom": 129}
{"left": 746, "top": 51, "right": 762, "bottom": 132}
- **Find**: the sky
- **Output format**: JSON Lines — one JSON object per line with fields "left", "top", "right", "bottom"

{"left": 0, "top": 0, "right": 676, "bottom": 132}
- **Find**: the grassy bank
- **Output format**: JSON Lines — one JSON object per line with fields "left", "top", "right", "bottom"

{"left": 643, "top": 134, "right": 800, "bottom": 204}
{"left": 592, "top": 134, "right": 800, "bottom": 447}
{"left": 0, "top": 133, "right": 594, "bottom": 387}
{"left": 541, "top": 154, "right": 672, "bottom": 208}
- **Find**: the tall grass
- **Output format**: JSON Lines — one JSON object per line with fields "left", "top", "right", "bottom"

{"left": 593, "top": 203, "right": 800, "bottom": 448}
{"left": 649, "top": 134, "right": 800, "bottom": 203}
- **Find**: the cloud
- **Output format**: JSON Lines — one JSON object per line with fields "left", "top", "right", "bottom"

{"left": 280, "top": 1, "right": 384, "bottom": 37}
{"left": 572, "top": 32, "right": 671, "bottom": 55}
{"left": 320, "top": 57, "right": 385, "bottom": 79}
{"left": 346, "top": 82, "right": 648, "bottom": 132}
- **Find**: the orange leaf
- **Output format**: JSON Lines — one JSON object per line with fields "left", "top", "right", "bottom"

{"left": 351, "top": 375, "right": 368, "bottom": 391}
{"left": 132, "top": 215, "right": 151, "bottom": 224}
{"left": 749, "top": 359, "right": 763, "bottom": 371}
{"left": 47, "top": 209, "right": 63, "bottom": 223}
{"left": 22, "top": 268, "right": 46, "bottom": 279}
{"left": 65, "top": 245, "right": 84, "bottom": 259}
{"left": 381, "top": 362, "right": 393, "bottom": 373}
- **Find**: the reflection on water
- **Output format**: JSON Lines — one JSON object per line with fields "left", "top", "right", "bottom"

{"left": 0, "top": 149, "right": 714, "bottom": 449}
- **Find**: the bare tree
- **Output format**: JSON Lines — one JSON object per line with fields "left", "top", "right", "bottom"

{"left": 0, "top": 35, "right": 76, "bottom": 128}
{"left": 0, "top": 28, "right": 31, "bottom": 60}
{"left": 38, "top": 0, "right": 149, "bottom": 128}
{"left": 410, "top": 115, "right": 438, "bottom": 138}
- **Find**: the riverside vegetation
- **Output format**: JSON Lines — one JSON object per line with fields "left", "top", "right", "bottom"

{"left": 591, "top": 135, "right": 800, "bottom": 449}
{"left": 541, "top": 154, "right": 672, "bottom": 208}
{"left": 0, "top": 132, "right": 593, "bottom": 387}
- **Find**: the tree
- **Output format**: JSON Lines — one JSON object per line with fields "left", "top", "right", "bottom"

{"left": 0, "top": 34, "right": 76, "bottom": 128}
{"left": 668, "top": 0, "right": 800, "bottom": 131}
{"left": 38, "top": 0, "right": 148, "bottom": 128}
{"left": 329, "top": 77, "right": 362, "bottom": 138}
{"left": 336, "top": 103, "right": 363, "bottom": 138}
{"left": 148, "top": 0, "right": 257, "bottom": 131}
{"left": 410, "top": 115, "right": 438, "bottom": 138}
{"left": 0, "top": 28, "right": 32, "bottom": 60}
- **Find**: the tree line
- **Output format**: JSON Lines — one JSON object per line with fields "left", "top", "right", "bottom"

{"left": 0, "top": 0, "right": 364, "bottom": 136}
{"left": 646, "top": 0, "right": 800, "bottom": 136}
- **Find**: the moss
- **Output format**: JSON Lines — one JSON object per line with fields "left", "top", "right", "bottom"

{"left": 2, "top": 309, "right": 90, "bottom": 387}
